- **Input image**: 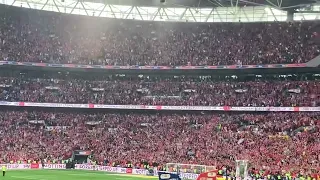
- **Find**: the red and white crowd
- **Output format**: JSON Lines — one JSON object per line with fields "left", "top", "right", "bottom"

{"left": 0, "top": 3, "right": 319, "bottom": 180}
{"left": 0, "top": 76, "right": 319, "bottom": 107}
{"left": 0, "top": 5, "right": 319, "bottom": 66}
{"left": 0, "top": 110, "right": 319, "bottom": 174}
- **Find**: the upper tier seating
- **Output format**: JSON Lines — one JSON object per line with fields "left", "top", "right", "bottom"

{"left": 0, "top": 5, "right": 319, "bottom": 66}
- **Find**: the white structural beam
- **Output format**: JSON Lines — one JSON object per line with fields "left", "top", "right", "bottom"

{"left": 97, "top": 4, "right": 106, "bottom": 17}
{"left": 80, "top": 1, "right": 88, "bottom": 15}
{"left": 108, "top": 5, "right": 116, "bottom": 18}
{"left": 188, "top": 8, "right": 197, "bottom": 22}
{"left": 179, "top": 7, "right": 188, "bottom": 20}
{"left": 2, "top": 0, "right": 320, "bottom": 22}
{"left": 152, "top": 7, "right": 161, "bottom": 21}
{"left": 125, "top": 6, "right": 134, "bottom": 19}
{"left": 70, "top": 0, "right": 79, "bottom": 14}
{"left": 205, "top": 8, "right": 214, "bottom": 22}
{"left": 135, "top": 6, "right": 143, "bottom": 20}
{"left": 162, "top": 8, "right": 170, "bottom": 20}
{"left": 268, "top": 6, "right": 278, "bottom": 21}
{"left": 41, "top": 0, "right": 48, "bottom": 10}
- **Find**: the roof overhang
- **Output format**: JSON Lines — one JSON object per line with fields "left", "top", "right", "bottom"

{"left": 90, "top": 0, "right": 316, "bottom": 10}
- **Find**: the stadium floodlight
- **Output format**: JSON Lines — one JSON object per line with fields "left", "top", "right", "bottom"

{"left": 235, "top": 160, "right": 249, "bottom": 179}
{"left": 166, "top": 163, "right": 216, "bottom": 174}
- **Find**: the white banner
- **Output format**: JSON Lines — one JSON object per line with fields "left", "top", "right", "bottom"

{"left": 94, "top": 104, "right": 157, "bottom": 110}
{"left": 46, "top": 126, "right": 69, "bottom": 131}
{"left": 179, "top": 172, "right": 199, "bottom": 180}
{"left": 118, "top": 168, "right": 127, "bottom": 174}
{"left": 23, "top": 102, "right": 89, "bottom": 108}
{"left": 91, "top": 88, "right": 105, "bottom": 91}
{"left": 75, "top": 165, "right": 127, "bottom": 174}
{"left": 0, "top": 101, "right": 319, "bottom": 112}
{"left": 0, "top": 164, "right": 66, "bottom": 170}
{"left": 154, "top": 170, "right": 199, "bottom": 180}
{"left": 45, "top": 86, "right": 60, "bottom": 90}
{"left": 235, "top": 89, "right": 248, "bottom": 93}
{"left": 288, "top": 88, "right": 301, "bottom": 93}
{"left": 97, "top": 166, "right": 118, "bottom": 173}
{"left": 161, "top": 106, "right": 224, "bottom": 111}
{"left": 0, "top": 164, "right": 30, "bottom": 169}
{"left": 41, "top": 164, "right": 66, "bottom": 169}
{"left": 75, "top": 164, "right": 96, "bottom": 170}
{"left": 132, "top": 168, "right": 148, "bottom": 175}
{"left": 0, "top": 101, "right": 20, "bottom": 106}
{"left": 0, "top": 84, "right": 11, "bottom": 88}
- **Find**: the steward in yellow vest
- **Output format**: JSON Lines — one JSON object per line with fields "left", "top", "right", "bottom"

{"left": 2, "top": 165, "right": 6, "bottom": 176}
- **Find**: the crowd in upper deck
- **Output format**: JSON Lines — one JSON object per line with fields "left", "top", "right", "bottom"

{"left": 0, "top": 109, "right": 319, "bottom": 174}
{"left": 0, "top": 5, "right": 319, "bottom": 66}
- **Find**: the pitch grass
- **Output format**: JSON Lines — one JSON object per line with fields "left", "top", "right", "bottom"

{"left": 5, "top": 169, "right": 158, "bottom": 180}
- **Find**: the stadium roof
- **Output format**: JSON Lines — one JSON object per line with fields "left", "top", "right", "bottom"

{"left": 91, "top": 0, "right": 315, "bottom": 9}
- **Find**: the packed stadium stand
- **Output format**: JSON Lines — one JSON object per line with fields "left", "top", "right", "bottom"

{"left": 0, "top": 109, "right": 319, "bottom": 173}
{"left": 0, "top": 75, "right": 319, "bottom": 106}
{"left": 0, "top": 0, "right": 320, "bottom": 179}
{"left": 0, "top": 5, "right": 319, "bottom": 66}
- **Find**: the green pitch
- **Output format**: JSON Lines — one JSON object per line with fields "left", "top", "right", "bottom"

{"left": 6, "top": 169, "right": 158, "bottom": 180}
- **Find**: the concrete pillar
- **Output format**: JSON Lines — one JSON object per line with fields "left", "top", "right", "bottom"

{"left": 287, "top": 10, "right": 294, "bottom": 21}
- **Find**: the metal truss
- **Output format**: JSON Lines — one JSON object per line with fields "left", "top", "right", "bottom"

{"left": 0, "top": 0, "right": 320, "bottom": 22}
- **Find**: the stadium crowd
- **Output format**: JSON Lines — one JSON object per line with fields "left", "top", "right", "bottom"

{"left": 0, "top": 3, "right": 319, "bottom": 180}
{"left": 0, "top": 76, "right": 318, "bottom": 107}
{"left": 0, "top": 110, "right": 319, "bottom": 177}
{"left": 0, "top": 5, "right": 319, "bottom": 66}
